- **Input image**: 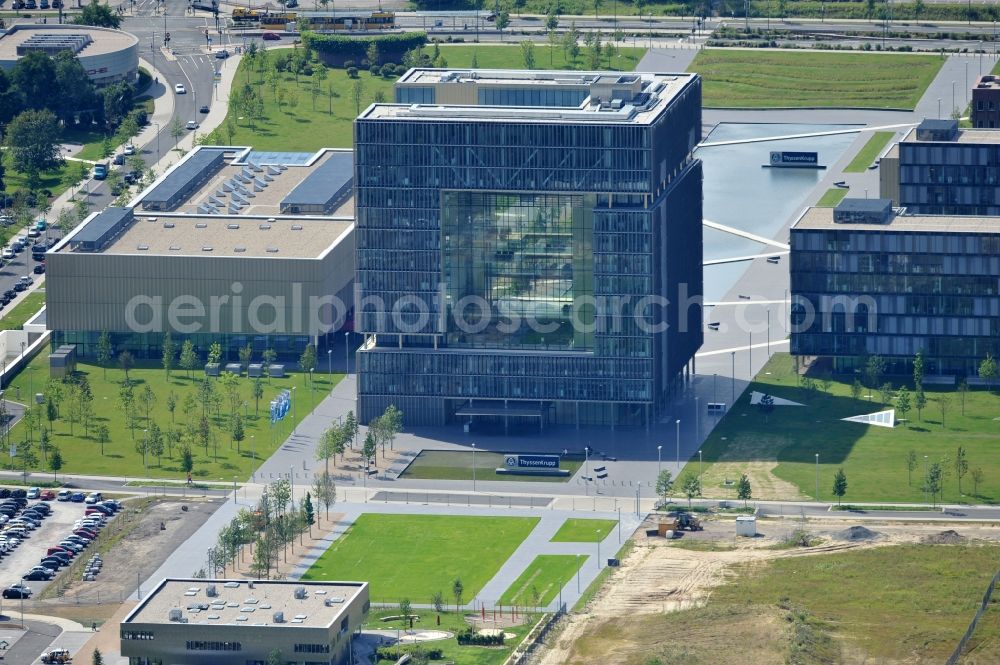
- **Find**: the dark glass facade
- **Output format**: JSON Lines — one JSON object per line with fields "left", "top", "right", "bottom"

{"left": 355, "top": 74, "right": 704, "bottom": 427}
{"left": 898, "top": 140, "right": 1000, "bottom": 216}
{"left": 790, "top": 225, "right": 1000, "bottom": 375}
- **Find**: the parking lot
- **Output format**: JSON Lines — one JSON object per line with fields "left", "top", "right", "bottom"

{"left": 0, "top": 499, "right": 96, "bottom": 594}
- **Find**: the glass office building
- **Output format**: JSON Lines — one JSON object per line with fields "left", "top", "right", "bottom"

{"left": 790, "top": 199, "right": 1000, "bottom": 376}
{"left": 355, "top": 69, "right": 704, "bottom": 428}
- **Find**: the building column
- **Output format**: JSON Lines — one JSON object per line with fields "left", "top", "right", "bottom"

{"left": 504, "top": 399, "right": 509, "bottom": 436}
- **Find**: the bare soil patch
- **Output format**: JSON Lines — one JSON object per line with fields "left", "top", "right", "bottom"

{"left": 700, "top": 434, "right": 809, "bottom": 502}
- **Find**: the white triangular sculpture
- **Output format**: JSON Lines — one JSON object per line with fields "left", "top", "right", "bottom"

{"left": 750, "top": 391, "right": 805, "bottom": 407}
{"left": 841, "top": 409, "right": 895, "bottom": 428}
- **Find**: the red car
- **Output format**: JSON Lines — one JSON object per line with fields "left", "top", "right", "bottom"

{"left": 40, "top": 490, "right": 55, "bottom": 501}
{"left": 73, "top": 528, "right": 97, "bottom": 540}
{"left": 262, "top": 32, "right": 281, "bottom": 41}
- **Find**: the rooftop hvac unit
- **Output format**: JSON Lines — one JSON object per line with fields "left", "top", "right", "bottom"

{"left": 168, "top": 609, "right": 183, "bottom": 622}
{"left": 206, "top": 585, "right": 217, "bottom": 597}
{"left": 273, "top": 611, "right": 284, "bottom": 623}
{"left": 293, "top": 587, "right": 306, "bottom": 599}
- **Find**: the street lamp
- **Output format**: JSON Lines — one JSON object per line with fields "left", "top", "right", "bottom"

{"left": 232, "top": 475, "right": 237, "bottom": 504}
{"left": 154, "top": 122, "right": 160, "bottom": 163}
{"left": 142, "top": 429, "right": 148, "bottom": 473}
{"left": 344, "top": 331, "right": 350, "bottom": 375}
{"left": 924, "top": 455, "right": 929, "bottom": 503}
{"left": 471, "top": 443, "right": 476, "bottom": 493}
{"left": 327, "top": 349, "right": 332, "bottom": 377}
{"left": 731, "top": 351, "right": 736, "bottom": 405}
{"left": 814, "top": 453, "right": 819, "bottom": 500}
{"left": 698, "top": 449, "right": 703, "bottom": 479}
{"left": 289, "top": 464, "right": 294, "bottom": 505}
{"left": 938, "top": 97, "right": 942, "bottom": 119}
{"left": 952, "top": 80, "right": 956, "bottom": 117}
{"left": 657, "top": 445, "right": 662, "bottom": 477}
{"left": 675, "top": 419, "right": 680, "bottom": 473}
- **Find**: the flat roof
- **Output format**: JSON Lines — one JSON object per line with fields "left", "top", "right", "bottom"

{"left": 901, "top": 126, "right": 1000, "bottom": 144}
{"left": 124, "top": 579, "right": 365, "bottom": 629}
{"left": 142, "top": 148, "right": 354, "bottom": 217}
{"left": 282, "top": 151, "right": 353, "bottom": 208}
{"left": 795, "top": 207, "right": 1000, "bottom": 233}
{"left": 142, "top": 148, "right": 229, "bottom": 208}
{"left": 976, "top": 75, "right": 1000, "bottom": 90}
{"left": 835, "top": 198, "right": 892, "bottom": 213}
{"left": 367, "top": 69, "right": 695, "bottom": 125}
{"left": 0, "top": 24, "right": 137, "bottom": 60}
{"left": 96, "top": 214, "right": 352, "bottom": 258}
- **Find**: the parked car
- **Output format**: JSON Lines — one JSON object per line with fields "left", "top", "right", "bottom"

{"left": 84, "top": 492, "right": 102, "bottom": 504}
{"left": 38, "top": 557, "right": 65, "bottom": 570}
{"left": 0, "top": 489, "right": 10, "bottom": 498}
{"left": 56, "top": 490, "right": 71, "bottom": 501}
{"left": 2, "top": 248, "right": 14, "bottom": 260}
{"left": 19, "top": 275, "right": 32, "bottom": 288}
{"left": 3, "top": 586, "right": 31, "bottom": 599}
{"left": 13, "top": 281, "right": 26, "bottom": 292}
{"left": 27, "top": 228, "right": 40, "bottom": 238}
{"left": 40, "top": 490, "right": 55, "bottom": 501}
{"left": 199, "top": 105, "right": 209, "bottom": 113}
{"left": 69, "top": 492, "right": 86, "bottom": 503}
{"left": 113, "top": 153, "right": 126, "bottom": 166}
{"left": 262, "top": 32, "right": 281, "bottom": 40}
{"left": 23, "top": 570, "right": 50, "bottom": 581}
{"left": 33, "top": 264, "right": 46, "bottom": 275}
{"left": 123, "top": 144, "right": 136, "bottom": 155}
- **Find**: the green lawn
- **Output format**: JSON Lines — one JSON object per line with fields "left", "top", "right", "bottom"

{"left": 422, "top": 44, "right": 645, "bottom": 71}
{"left": 499, "top": 554, "right": 586, "bottom": 606}
{"left": 366, "top": 608, "right": 531, "bottom": 665}
{"left": 0, "top": 290, "right": 45, "bottom": 330}
{"left": 815, "top": 187, "right": 849, "bottom": 207}
{"left": 303, "top": 514, "right": 539, "bottom": 603}
{"left": 566, "top": 543, "right": 1000, "bottom": 664}
{"left": 400, "top": 450, "right": 583, "bottom": 483}
{"left": 844, "top": 131, "right": 895, "bottom": 173}
{"left": 550, "top": 518, "right": 617, "bottom": 543}
{"left": 222, "top": 44, "right": 645, "bottom": 153}
{"left": 3, "top": 161, "right": 74, "bottom": 203}
{"left": 688, "top": 50, "right": 943, "bottom": 109}
{"left": 698, "top": 353, "right": 1000, "bottom": 504}
{"left": 4, "top": 357, "right": 341, "bottom": 481}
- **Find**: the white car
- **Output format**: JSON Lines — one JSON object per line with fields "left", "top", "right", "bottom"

{"left": 1, "top": 248, "right": 13, "bottom": 260}
{"left": 175, "top": 83, "right": 186, "bottom": 94}
{"left": 26, "top": 487, "right": 40, "bottom": 499}
{"left": 186, "top": 120, "right": 198, "bottom": 130}
{"left": 123, "top": 144, "right": 136, "bottom": 155}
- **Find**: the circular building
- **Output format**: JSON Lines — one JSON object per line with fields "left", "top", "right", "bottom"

{"left": 0, "top": 23, "right": 138, "bottom": 87}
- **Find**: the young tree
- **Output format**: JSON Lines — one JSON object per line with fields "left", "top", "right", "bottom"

{"left": 96, "top": 330, "right": 113, "bottom": 379}
{"left": 262, "top": 349, "right": 278, "bottom": 382}
{"left": 955, "top": 446, "right": 968, "bottom": 495}
{"left": 302, "top": 492, "right": 315, "bottom": 537}
{"left": 906, "top": 449, "right": 917, "bottom": 487}
{"left": 48, "top": 446, "right": 63, "bottom": 481}
{"left": 96, "top": 423, "right": 110, "bottom": 456}
{"left": 170, "top": 116, "right": 185, "bottom": 148}
{"left": 432, "top": 590, "right": 445, "bottom": 614}
{"left": 162, "top": 331, "right": 176, "bottom": 377}
{"left": 915, "top": 389, "right": 927, "bottom": 421}
{"left": 207, "top": 342, "right": 223, "bottom": 366}
{"left": 681, "top": 475, "right": 701, "bottom": 508}
{"left": 362, "top": 430, "right": 377, "bottom": 468}
{"left": 850, "top": 379, "right": 863, "bottom": 401}
{"left": 74, "top": 0, "right": 122, "bottom": 28}
{"left": 166, "top": 391, "right": 177, "bottom": 422}
{"left": 896, "top": 386, "right": 911, "bottom": 426}
{"left": 938, "top": 394, "right": 952, "bottom": 428}
{"left": 452, "top": 577, "right": 464, "bottom": 611}
{"left": 495, "top": 9, "right": 511, "bottom": 40}
{"left": 179, "top": 339, "right": 198, "bottom": 378}
{"left": 380, "top": 404, "right": 403, "bottom": 450}
{"left": 312, "top": 470, "right": 337, "bottom": 520}
{"left": 958, "top": 379, "right": 969, "bottom": 415}
{"left": 736, "top": 473, "right": 752, "bottom": 508}
{"left": 399, "top": 598, "right": 412, "bottom": 631}
{"left": 925, "top": 462, "right": 943, "bottom": 506}
{"left": 971, "top": 467, "right": 984, "bottom": 497}
{"left": 344, "top": 411, "right": 358, "bottom": 449}
{"left": 239, "top": 343, "right": 253, "bottom": 373}
{"left": 864, "top": 355, "right": 886, "bottom": 397}
{"left": 758, "top": 393, "right": 774, "bottom": 422}
{"left": 148, "top": 423, "right": 165, "bottom": 466}
{"left": 913, "top": 349, "right": 925, "bottom": 390}
{"left": 118, "top": 350, "right": 135, "bottom": 381}
{"left": 655, "top": 469, "right": 673, "bottom": 506}
{"left": 832, "top": 468, "right": 847, "bottom": 506}
{"left": 92, "top": 648, "right": 104, "bottom": 665}
{"left": 351, "top": 79, "right": 365, "bottom": 115}
{"left": 252, "top": 377, "right": 264, "bottom": 415}
{"left": 299, "top": 344, "right": 318, "bottom": 380}
{"left": 520, "top": 40, "right": 536, "bottom": 69}
{"left": 232, "top": 414, "right": 245, "bottom": 455}
{"left": 879, "top": 382, "right": 894, "bottom": 406}
{"left": 139, "top": 384, "right": 157, "bottom": 424}
{"left": 181, "top": 445, "right": 194, "bottom": 477}
{"left": 979, "top": 353, "right": 998, "bottom": 391}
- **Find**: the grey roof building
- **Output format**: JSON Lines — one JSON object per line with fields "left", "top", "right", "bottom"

{"left": 120, "top": 578, "right": 369, "bottom": 665}
{"left": 355, "top": 69, "right": 703, "bottom": 429}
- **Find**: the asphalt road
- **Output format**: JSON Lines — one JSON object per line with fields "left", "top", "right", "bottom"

{"left": 0, "top": 620, "right": 61, "bottom": 665}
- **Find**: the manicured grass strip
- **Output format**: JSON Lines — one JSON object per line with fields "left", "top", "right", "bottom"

{"left": 550, "top": 518, "right": 617, "bottom": 543}
{"left": 844, "top": 131, "right": 895, "bottom": 172}
{"left": 400, "top": 449, "right": 583, "bottom": 483}
{"left": 422, "top": 44, "right": 645, "bottom": 72}
{"left": 303, "top": 514, "right": 539, "bottom": 603}
{"left": 3, "top": 356, "right": 340, "bottom": 481}
{"left": 816, "top": 187, "right": 849, "bottom": 207}
{"left": 699, "top": 353, "right": 1000, "bottom": 503}
{"left": 689, "top": 51, "right": 943, "bottom": 109}
{"left": 0, "top": 290, "right": 46, "bottom": 330}
{"left": 499, "top": 555, "right": 586, "bottom": 606}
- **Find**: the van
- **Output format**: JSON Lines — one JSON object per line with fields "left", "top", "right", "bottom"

{"left": 93, "top": 163, "right": 108, "bottom": 180}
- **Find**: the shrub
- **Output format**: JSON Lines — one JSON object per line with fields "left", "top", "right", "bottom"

{"left": 380, "top": 63, "right": 396, "bottom": 77}
{"left": 346, "top": 67, "right": 358, "bottom": 78}
{"left": 370, "top": 64, "right": 380, "bottom": 75}
{"left": 302, "top": 31, "right": 428, "bottom": 67}
{"left": 344, "top": 59, "right": 355, "bottom": 69}
{"left": 456, "top": 626, "right": 505, "bottom": 646}
{"left": 360, "top": 59, "right": 370, "bottom": 68}
{"left": 375, "top": 646, "right": 444, "bottom": 661}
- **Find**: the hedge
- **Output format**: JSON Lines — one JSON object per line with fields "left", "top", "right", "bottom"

{"left": 456, "top": 627, "right": 505, "bottom": 646}
{"left": 375, "top": 646, "right": 444, "bottom": 661}
{"left": 302, "top": 31, "right": 427, "bottom": 67}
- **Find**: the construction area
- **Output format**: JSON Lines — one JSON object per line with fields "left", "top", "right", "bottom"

{"left": 533, "top": 513, "right": 1000, "bottom": 665}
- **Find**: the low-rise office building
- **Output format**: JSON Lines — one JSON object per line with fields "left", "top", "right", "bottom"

{"left": 0, "top": 24, "right": 138, "bottom": 86}
{"left": 120, "top": 578, "right": 369, "bottom": 665}
{"left": 971, "top": 74, "right": 1000, "bottom": 129}
{"left": 46, "top": 146, "right": 355, "bottom": 362}
{"left": 790, "top": 198, "right": 1000, "bottom": 376}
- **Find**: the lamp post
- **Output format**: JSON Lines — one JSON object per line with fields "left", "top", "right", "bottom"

{"left": 232, "top": 475, "right": 237, "bottom": 504}
{"left": 814, "top": 453, "right": 819, "bottom": 500}
{"left": 142, "top": 428, "right": 148, "bottom": 474}
{"left": 250, "top": 435, "right": 255, "bottom": 468}
{"left": 938, "top": 97, "right": 942, "bottom": 119}
{"left": 154, "top": 122, "right": 160, "bottom": 163}
{"left": 309, "top": 368, "right": 314, "bottom": 396}
{"left": 291, "top": 386, "right": 296, "bottom": 434}
{"left": 675, "top": 420, "right": 680, "bottom": 473}
{"left": 923, "top": 455, "right": 929, "bottom": 503}
{"left": 698, "top": 449, "right": 703, "bottom": 479}
{"left": 952, "top": 80, "right": 956, "bottom": 117}
{"left": 471, "top": 443, "right": 476, "bottom": 493}
{"left": 344, "top": 331, "right": 350, "bottom": 375}
{"left": 584, "top": 445, "right": 590, "bottom": 496}
{"left": 657, "top": 445, "right": 662, "bottom": 477}
{"left": 327, "top": 349, "right": 332, "bottom": 377}
{"left": 731, "top": 351, "right": 736, "bottom": 405}
{"left": 289, "top": 464, "right": 294, "bottom": 505}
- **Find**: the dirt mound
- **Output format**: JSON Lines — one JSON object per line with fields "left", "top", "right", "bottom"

{"left": 835, "top": 526, "right": 882, "bottom": 541}
{"left": 923, "top": 530, "right": 965, "bottom": 545}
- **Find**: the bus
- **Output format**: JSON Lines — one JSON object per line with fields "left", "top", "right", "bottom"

{"left": 298, "top": 10, "right": 395, "bottom": 32}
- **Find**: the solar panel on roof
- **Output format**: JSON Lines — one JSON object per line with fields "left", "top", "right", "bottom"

{"left": 142, "top": 149, "right": 227, "bottom": 210}
{"left": 280, "top": 152, "right": 354, "bottom": 211}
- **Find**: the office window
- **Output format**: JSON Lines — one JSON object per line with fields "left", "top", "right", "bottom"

{"left": 294, "top": 644, "right": 331, "bottom": 654}
{"left": 186, "top": 641, "right": 242, "bottom": 651}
